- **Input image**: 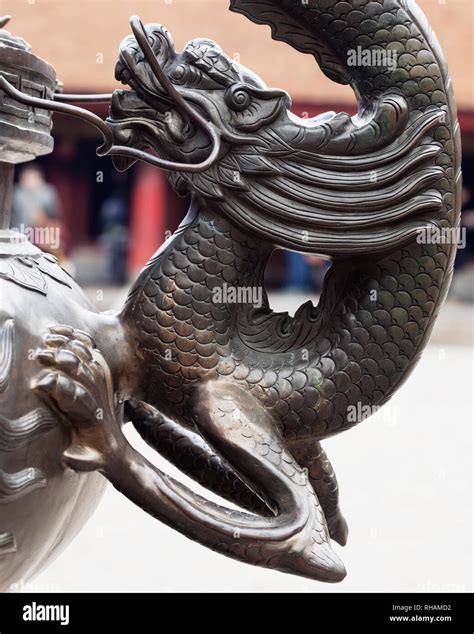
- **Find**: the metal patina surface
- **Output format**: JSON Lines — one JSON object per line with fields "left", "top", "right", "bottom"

{"left": 0, "top": 1, "right": 461, "bottom": 586}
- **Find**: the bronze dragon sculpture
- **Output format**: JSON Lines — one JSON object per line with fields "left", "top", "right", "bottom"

{"left": 0, "top": 0, "right": 460, "bottom": 587}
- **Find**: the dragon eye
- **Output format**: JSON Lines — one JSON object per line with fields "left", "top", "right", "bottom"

{"left": 170, "top": 64, "right": 188, "bottom": 84}
{"left": 225, "top": 85, "right": 252, "bottom": 112}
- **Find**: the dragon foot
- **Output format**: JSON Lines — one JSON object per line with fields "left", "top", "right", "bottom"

{"left": 32, "top": 325, "right": 126, "bottom": 472}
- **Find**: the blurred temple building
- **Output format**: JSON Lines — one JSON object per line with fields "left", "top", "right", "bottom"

{"left": 3, "top": 0, "right": 474, "bottom": 284}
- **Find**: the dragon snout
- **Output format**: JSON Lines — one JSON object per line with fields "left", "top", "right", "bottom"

{"left": 109, "top": 89, "right": 145, "bottom": 118}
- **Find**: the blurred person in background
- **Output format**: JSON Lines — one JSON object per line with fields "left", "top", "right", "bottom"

{"left": 11, "top": 165, "right": 66, "bottom": 262}
{"left": 284, "top": 251, "right": 329, "bottom": 293}
{"left": 284, "top": 251, "right": 313, "bottom": 292}
{"left": 99, "top": 186, "right": 129, "bottom": 286}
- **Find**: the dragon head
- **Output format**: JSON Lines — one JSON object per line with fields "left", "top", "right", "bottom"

{"left": 0, "top": 15, "right": 443, "bottom": 256}
{"left": 108, "top": 20, "right": 290, "bottom": 175}
{"left": 107, "top": 17, "right": 443, "bottom": 257}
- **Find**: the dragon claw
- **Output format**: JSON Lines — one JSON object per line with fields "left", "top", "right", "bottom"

{"left": 48, "top": 325, "right": 75, "bottom": 337}
{"left": 32, "top": 370, "right": 59, "bottom": 393}
{"left": 34, "top": 325, "right": 125, "bottom": 471}
{"left": 35, "top": 349, "right": 56, "bottom": 365}
{"left": 43, "top": 333, "right": 70, "bottom": 348}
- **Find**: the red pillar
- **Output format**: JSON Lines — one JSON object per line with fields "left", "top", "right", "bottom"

{"left": 128, "top": 163, "right": 167, "bottom": 275}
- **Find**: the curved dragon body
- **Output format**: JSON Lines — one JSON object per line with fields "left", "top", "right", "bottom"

{"left": 119, "top": 0, "right": 459, "bottom": 485}
{"left": 121, "top": 0, "right": 460, "bottom": 433}
{"left": 24, "top": 0, "right": 460, "bottom": 583}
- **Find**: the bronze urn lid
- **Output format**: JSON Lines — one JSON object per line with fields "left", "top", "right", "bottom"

{"left": 0, "top": 15, "right": 56, "bottom": 163}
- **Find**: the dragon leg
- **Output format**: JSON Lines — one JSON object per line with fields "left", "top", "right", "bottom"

{"left": 289, "top": 439, "right": 348, "bottom": 546}
{"left": 125, "top": 399, "right": 272, "bottom": 515}
{"left": 32, "top": 327, "right": 346, "bottom": 582}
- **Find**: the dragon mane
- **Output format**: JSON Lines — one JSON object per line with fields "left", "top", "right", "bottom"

{"left": 169, "top": 105, "right": 444, "bottom": 256}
